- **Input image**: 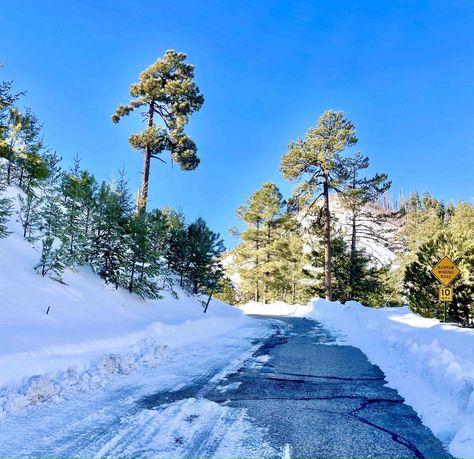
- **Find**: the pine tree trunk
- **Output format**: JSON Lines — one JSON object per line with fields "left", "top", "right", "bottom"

{"left": 349, "top": 212, "right": 357, "bottom": 291}
{"left": 255, "top": 221, "right": 260, "bottom": 302}
{"left": 128, "top": 256, "right": 136, "bottom": 293}
{"left": 6, "top": 161, "right": 11, "bottom": 185}
{"left": 23, "top": 197, "right": 31, "bottom": 238}
{"left": 264, "top": 224, "right": 271, "bottom": 304}
{"left": 18, "top": 167, "right": 24, "bottom": 188}
{"left": 139, "top": 100, "right": 155, "bottom": 211}
{"left": 323, "top": 175, "right": 332, "bottom": 301}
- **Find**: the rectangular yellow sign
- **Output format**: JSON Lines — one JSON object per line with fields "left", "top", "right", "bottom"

{"left": 431, "top": 256, "right": 461, "bottom": 286}
{"left": 439, "top": 287, "right": 453, "bottom": 302}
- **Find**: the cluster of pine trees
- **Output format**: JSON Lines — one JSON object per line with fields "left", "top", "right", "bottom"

{"left": 226, "top": 111, "right": 474, "bottom": 327}
{"left": 226, "top": 111, "right": 397, "bottom": 308}
{"left": 0, "top": 55, "right": 225, "bottom": 300}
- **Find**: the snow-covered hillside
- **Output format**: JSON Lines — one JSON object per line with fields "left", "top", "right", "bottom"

{"left": 0, "top": 187, "right": 268, "bottom": 415}
{"left": 242, "top": 300, "right": 474, "bottom": 458}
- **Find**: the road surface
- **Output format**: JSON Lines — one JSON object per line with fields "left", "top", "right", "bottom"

{"left": 0, "top": 317, "right": 451, "bottom": 458}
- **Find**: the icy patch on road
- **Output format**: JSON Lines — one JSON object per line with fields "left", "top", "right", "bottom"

{"left": 94, "top": 398, "right": 276, "bottom": 458}
{"left": 217, "top": 382, "right": 242, "bottom": 393}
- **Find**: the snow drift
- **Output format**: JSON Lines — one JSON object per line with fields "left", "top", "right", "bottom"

{"left": 241, "top": 299, "right": 474, "bottom": 458}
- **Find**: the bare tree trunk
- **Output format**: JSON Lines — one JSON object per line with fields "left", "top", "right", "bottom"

{"left": 139, "top": 100, "right": 155, "bottom": 211}
{"left": 323, "top": 175, "right": 332, "bottom": 301}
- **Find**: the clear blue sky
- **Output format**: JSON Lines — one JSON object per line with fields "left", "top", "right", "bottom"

{"left": 1, "top": 0, "right": 473, "bottom": 247}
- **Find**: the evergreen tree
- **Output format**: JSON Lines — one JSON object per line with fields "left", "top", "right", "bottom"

{"left": 280, "top": 111, "right": 357, "bottom": 300}
{"left": 35, "top": 236, "right": 66, "bottom": 280}
{"left": 18, "top": 188, "right": 42, "bottom": 241}
{"left": 0, "top": 108, "right": 45, "bottom": 187}
{"left": 147, "top": 208, "right": 173, "bottom": 291}
{"left": 126, "top": 210, "right": 162, "bottom": 299}
{"left": 39, "top": 151, "right": 65, "bottom": 238}
{"left": 184, "top": 217, "right": 225, "bottom": 294}
{"left": 233, "top": 182, "right": 284, "bottom": 303}
{"left": 112, "top": 50, "right": 204, "bottom": 210}
{"left": 339, "top": 152, "right": 393, "bottom": 296}
{"left": 214, "top": 276, "right": 239, "bottom": 305}
{"left": 0, "top": 108, "right": 23, "bottom": 185}
{"left": 164, "top": 208, "right": 189, "bottom": 287}
{"left": 61, "top": 158, "right": 97, "bottom": 267}
{"left": 15, "top": 110, "right": 45, "bottom": 190}
{"left": 90, "top": 182, "right": 129, "bottom": 288}
{"left": 272, "top": 215, "right": 309, "bottom": 304}
{"left": 0, "top": 77, "right": 20, "bottom": 130}
{"left": 0, "top": 163, "right": 12, "bottom": 238}
{"left": 398, "top": 192, "right": 446, "bottom": 271}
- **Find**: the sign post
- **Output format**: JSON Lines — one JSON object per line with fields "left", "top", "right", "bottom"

{"left": 430, "top": 256, "right": 460, "bottom": 322}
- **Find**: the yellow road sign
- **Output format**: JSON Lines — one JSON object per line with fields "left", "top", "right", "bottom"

{"left": 439, "top": 287, "right": 453, "bottom": 302}
{"left": 431, "top": 256, "right": 461, "bottom": 286}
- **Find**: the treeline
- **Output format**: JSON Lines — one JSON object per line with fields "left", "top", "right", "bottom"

{"left": 401, "top": 193, "right": 474, "bottom": 326}
{"left": 224, "top": 111, "right": 474, "bottom": 327}
{"left": 0, "top": 74, "right": 224, "bottom": 299}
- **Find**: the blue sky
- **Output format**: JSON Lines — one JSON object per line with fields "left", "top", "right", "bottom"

{"left": 1, "top": 0, "right": 473, "bottom": 247}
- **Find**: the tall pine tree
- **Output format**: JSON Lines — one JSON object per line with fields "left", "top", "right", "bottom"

{"left": 280, "top": 111, "right": 357, "bottom": 300}
{"left": 112, "top": 50, "right": 204, "bottom": 210}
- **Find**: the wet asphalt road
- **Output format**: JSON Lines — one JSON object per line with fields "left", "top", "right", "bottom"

{"left": 143, "top": 317, "right": 451, "bottom": 458}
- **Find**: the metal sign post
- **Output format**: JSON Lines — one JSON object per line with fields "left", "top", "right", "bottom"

{"left": 431, "top": 257, "right": 460, "bottom": 322}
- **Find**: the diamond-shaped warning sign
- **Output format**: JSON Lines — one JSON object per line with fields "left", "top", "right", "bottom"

{"left": 431, "top": 256, "right": 461, "bottom": 286}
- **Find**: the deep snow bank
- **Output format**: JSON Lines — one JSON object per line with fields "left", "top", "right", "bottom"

{"left": 241, "top": 299, "right": 474, "bottom": 458}
{"left": 0, "top": 187, "right": 265, "bottom": 415}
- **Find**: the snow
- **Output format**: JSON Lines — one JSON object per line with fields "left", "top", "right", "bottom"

{"left": 0, "top": 185, "right": 268, "bottom": 417}
{"left": 241, "top": 300, "right": 312, "bottom": 317}
{"left": 0, "top": 324, "right": 275, "bottom": 458}
{"left": 240, "top": 298, "right": 474, "bottom": 458}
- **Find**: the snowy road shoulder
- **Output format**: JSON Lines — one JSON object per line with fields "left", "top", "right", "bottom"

{"left": 0, "top": 315, "right": 273, "bottom": 417}
{"left": 0, "top": 318, "right": 278, "bottom": 458}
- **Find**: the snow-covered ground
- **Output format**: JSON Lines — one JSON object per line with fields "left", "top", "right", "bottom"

{"left": 0, "top": 321, "right": 276, "bottom": 458}
{"left": 242, "top": 299, "right": 474, "bottom": 458}
{"left": 0, "top": 186, "right": 270, "bottom": 417}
